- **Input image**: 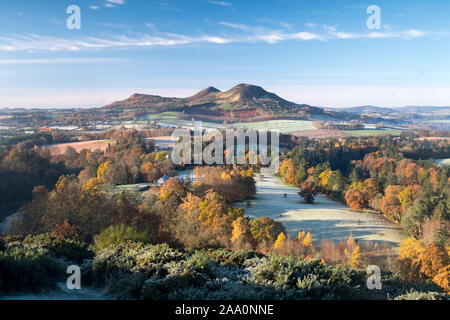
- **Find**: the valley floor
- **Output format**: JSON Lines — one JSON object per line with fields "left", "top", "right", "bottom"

{"left": 234, "top": 174, "right": 405, "bottom": 246}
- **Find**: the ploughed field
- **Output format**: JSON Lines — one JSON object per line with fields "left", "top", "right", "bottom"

{"left": 234, "top": 174, "right": 404, "bottom": 245}
{"left": 46, "top": 140, "right": 110, "bottom": 155}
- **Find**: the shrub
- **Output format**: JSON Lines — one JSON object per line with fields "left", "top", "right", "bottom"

{"left": 20, "top": 233, "right": 93, "bottom": 263}
{"left": 0, "top": 242, "right": 64, "bottom": 293}
{"left": 185, "top": 251, "right": 215, "bottom": 276}
{"left": 205, "top": 249, "right": 259, "bottom": 267}
{"left": 141, "top": 272, "right": 209, "bottom": 300}
{"left": 395, "top": 290, "right": 450, "bottom": 300}
{"left": 433, "top": 265, "right": 450, "bottom": 293}
{"left": 93, "top": 224, "right": 151, "bottom": 251}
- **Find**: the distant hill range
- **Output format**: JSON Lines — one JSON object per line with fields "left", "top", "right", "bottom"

{"left": 339, "top": 105, "right": 450, "bottom": 115}
{"left": 103, "top": 84, "right": 353, "bottom": 123}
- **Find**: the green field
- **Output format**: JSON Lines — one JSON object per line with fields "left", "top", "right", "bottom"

{"left": 147, "top": 112, "right": 180, "bottom": 120}
{"left": 342, "top": 129, "right": 402, "bottom": 137}
{"left": 232, "top": 120, "right": 314, "bottom": 133}
{"left": 147, "top": 114, "right": 314, "bottom": 133}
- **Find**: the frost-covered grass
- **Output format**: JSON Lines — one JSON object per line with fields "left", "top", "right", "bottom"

{"left": 436, "top": 158, "right": 450, "bottom": 166}
{"left": 234, "top": 175, "right": 404, "bottom": 245}
{"left": 232, "top": 120, "right": 314, "bottom": 133}
{"left": 154, "top": 118, "right": 314, "bottom": 133}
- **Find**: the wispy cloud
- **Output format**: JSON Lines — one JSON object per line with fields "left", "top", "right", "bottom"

{"left": 107, "top": 0, "right": 125, "bottom": 5}
{"left": 0, "top": 23, "right": 438, "bottom": 52}
{"left": 0, "top": 58, "right": 130, "bottom": 64}
{"left": 209, "top": 1, "right": 232, "bottom": 7}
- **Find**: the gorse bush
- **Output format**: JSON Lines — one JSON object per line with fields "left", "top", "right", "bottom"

{"left": 395, "top": 290, "right": 450, "bottom": 300}
{"left": 93, "top": 224, "right": 151, "bottom": 251}
{"left": 1, "top": 236, "right": 447, "bottom": 299}
{"left": 0, "top": 234, "right": 94, "bottom": 295}
{"left": 90, "top": 242, "right": 375, "bottom": 300}
{"left": 20, "top": 233, "right": 94, "bottom": 263}
{"left": 0, "top": 241, "right": 64, "bottom": 293}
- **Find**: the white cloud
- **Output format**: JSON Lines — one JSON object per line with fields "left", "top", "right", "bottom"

{"left": 218, "top": 22, "right": 253, "bottom": 32}
{"left": 209, "top": 1, "right": 232, "bottom": 7}
{"left": 0, "top": 23, "right": 436, "bottom": 52}
{"left": 89, "top": 6, "right": 100, "bottom": 10}
{"left": 0, "top": 58, "right": 129, "bottom": 64}
{"left": 106, "top": 0, "right": 125, "bottom": 4}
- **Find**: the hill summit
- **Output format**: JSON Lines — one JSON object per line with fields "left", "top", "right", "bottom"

{"left": 103, "top": 84, "right": 348, "bottom": 122}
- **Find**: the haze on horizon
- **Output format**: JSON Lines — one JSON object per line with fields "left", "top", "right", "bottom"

{"left": 0, "top": 0, "right": 449, "bottom": 109}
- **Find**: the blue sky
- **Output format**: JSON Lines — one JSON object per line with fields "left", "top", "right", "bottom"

{"left": 0, "top": 0, "right": 449, "bottom": 108}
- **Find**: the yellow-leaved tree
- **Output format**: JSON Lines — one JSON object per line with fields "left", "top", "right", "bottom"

{"left": 349, "top": 245, "right": 362, "bottom": 268}
{"left": 297, "top": 230, "right": 306, "bottom": 241}
{"left": 231, "top": 217, "right": 253, "bottom": 247}
{"left": 303, "top": 232, "right": 313, "bottom": 248}
{"left": 274, "top": 232, "right": 286, "bottom": 250}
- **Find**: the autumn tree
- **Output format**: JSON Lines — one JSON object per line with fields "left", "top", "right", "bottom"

{"left": 250, "top": 217, "right": 285, "bottom": 243}
{"left": 345, "top": 189, "right": 368, "bottom": 211}
{"left": 274, "top": 232, "right": 286, "bottom": 250}
{"left": 380, "top": 185, "right": 403, "bottom": 221}
{"left": 231, "top": 217, "right": 253, "bottom": 248}
{"left": 141, "top": 161, "right": 161, "bottom": 182}
{"left": 280, "top": 159, "right": 296, "bottom": 185}
{"left": 298, "top": 181, "right": 317, "bottom": 204}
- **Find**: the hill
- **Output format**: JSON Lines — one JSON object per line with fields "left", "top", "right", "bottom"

{"left": 103, "top": 84, "right": 351, "bottom": 122}
{"left": 341, "top": 105, "right": 450, "bottom": 115}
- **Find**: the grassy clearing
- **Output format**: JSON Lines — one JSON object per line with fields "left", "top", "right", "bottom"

{"left": 437, "top": 158, "right": 450, "bottom": 166}
{"left": 234, "top": 174, "right": 404, "bottom": 245}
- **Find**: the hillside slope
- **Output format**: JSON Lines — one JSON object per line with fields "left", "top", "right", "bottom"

{"left": 103, "top": 83, "right": 350, "bottom": 122}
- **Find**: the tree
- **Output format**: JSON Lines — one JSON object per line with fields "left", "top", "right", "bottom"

{"left": 51, "top": 220, "right": 80, "bottom": 240}
{"left": 397, "top": 185, "right": 421, "bottom": 208}
{"left": 433, "top": 265, "right": 450, "bottom": 293}
{"left": 159, "top": 178, "right": 185, "bottom": 202}
{"left": 274, "top": 232, "right": 286, "bottom": 250}
{"left": 280, "top": 159, "right": 296, "bottom": 185}
{"left": 141, "top": 162, "right": 161, "bottom": 182}
{"left": 231, "top": 217, "right": 253, "bottom": 247}
{"left": 349, "top": 168, "right": 360, "bottom": 185}
{"left": 397, "top": 237, "right": 425, "bottom": 280}
{"left": 420, "top": 244, "right": 450, "bottom": 278}
{"left": 303, "top": 232, "right": 313, "bottom": 247}
{"left": 349, "top": 245, "right": 362, "bottom": 268}
{"left": 363, "top": 178, "right": 380, "bottom": 198}
{"left": 294, "top": 165, "right": 308, "bottom": 186}
{"left": 250, "top": 217, "right": 284, "bottom": 243}
{"left": 380, "top": 185, "right": 403, "bottom": 221}
{"left": 345, "top": 189, "right": 368, "bottom": 211}
{"left": 298, "top": 181, "right": 317, "bottom": 204}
